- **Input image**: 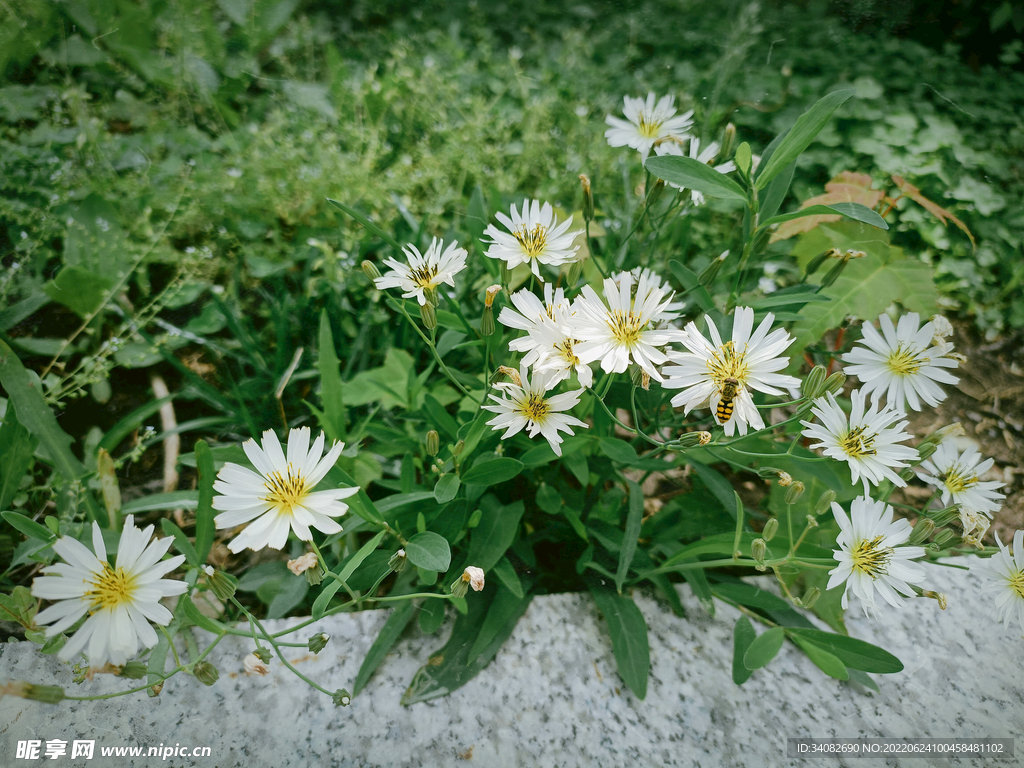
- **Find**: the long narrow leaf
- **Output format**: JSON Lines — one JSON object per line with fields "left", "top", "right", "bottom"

{"left": 193, "top": 440, "right": 216, "bottom": 564}
{"left": 326, "top": 198, "right": 401, "bottom": 251}
{"left": 645, "top": 155, "right": 748, "bottom": 202}
{"left": 590, "top": 586, "right": 650, "bottom": 699}
{"left": 615, "top": 480, "right": 644, "bottom": 593}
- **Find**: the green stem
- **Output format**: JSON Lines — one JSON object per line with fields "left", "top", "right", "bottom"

{"left": 392, "top": 300, "right": 472, "bottom": 398}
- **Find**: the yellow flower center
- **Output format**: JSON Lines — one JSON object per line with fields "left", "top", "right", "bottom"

{"left": 840, "top": 426, "right": 877, "bottom": 458}
{"left": 519, "top": 393, "right": 550, "bottom": 423}
{"left": 86, "top": 562, "right": 138, "bottom": 611}
{"left": 850, "top": 535, "right": 892, "bottom": 579}
{"left": 942, "top": 464, "right": 978, "bottom": 495}
{"left": 262, "top": 466, "right": 309, "bottom": 517}
{"left": 607, "top": 309, "right": 647, "bottom": 346}
{"left": 409, "top": 264, "right": 440, "bottom": 290}
{"left": 513, "top": 224, "right": 548, "bottom": 257}
{"left": 554, "top": 339, "right": 581, "bottom": 366}
{"left": 1008, "top": 570, "right": 1024, "bottom": 600}
{"left": 636, "top": 112, "right": 664, "bottom": 138}
{"left": 705, "top": 340, "right": 750, "bottom": 390}
{"left": 886, "top": 343, "right": 922, "bottom": 376}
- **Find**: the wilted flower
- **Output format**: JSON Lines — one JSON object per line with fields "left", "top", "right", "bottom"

{"left": 243, "top": 653, "right": 269, "bottom": 676}
{"left": 287, "top": 552, "right": 319, "bottom": 576}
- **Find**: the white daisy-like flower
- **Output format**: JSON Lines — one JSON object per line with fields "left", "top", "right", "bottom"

{"left": 826, "top": 496, "right": 927, "bottom": 615}
{"left": 801, "top": 389, "right": 918, "bottom": 494}
{"left": 213, "top": 427, "right": 358, "bottom": 553}
{"left": 653, "top": 137, "right": 737, "bottom": 205}
{"left": 621, "top": 267, "right": 685, "bottom": 325}
{"left": 482, "top": 364, "right": 588, "bottom": 456}
{"left": 661, "top": 307, "right": 801, "bottom": 437}
{"left": 604, "top": 92, "right": 694, "bottom": 160}
{"left": 572, "top": 269, "right": 687, "bottom": 381}
{"left": 971, "top": 529, "right": 1024, "bottom": 633}
{"left": 374, "top": 237, "right": 468, "bottom": 306}
{"left": 30, "top": 515, "right": 187, "bottom": 669}
{"left": 841, "top": 312, "right": 960, "bottom": 412}
{"left": 919, "top": 440, "right": 1006, "bottom": 518}
{"left": 483, "top": 199, "right": 582, "bottom": 280}
{"left": 498, "top": 283, "right": 572, "bottom": 366}
{"left": 528, "top": 300, "right": 594, "bottom": 388}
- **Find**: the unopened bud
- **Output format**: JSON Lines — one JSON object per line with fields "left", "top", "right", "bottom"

{"left": 308, "top": 632, "right": 330, "bottom": 654}
{"left": 452, "top": 439, "right": 465, "bottom": 457}
{"left": 785, "top": 481, "right": 805, "bottom": 505}
{"left": 751, "top": 538, "right": 767, "bottom": 570}
{"left": 802, "top": 587, "right": 821, "bottom": 609}
{"left": 580, "top": 174, "right": 594, "bottom": 221}
{"left": 814, "top": 490, "right": 836, "bottom": 516}
{"left": 698, "top": 250, "right": 729, "bottom": 286}
{"left": 929, "top": 505, "right": 961, "bottom": 527}
{"left": 362, "top": 260, "right": 382, "bottom": 281}
{"left": 805, "top": 248, "right": 841, "bottom": 277}
{"left": 822, "top": 371, "right": 846, "bottom": 395}
{"left": 802, "top": 365, "right": 827, "bottom": 400}
{"left": 776, "top": 472, "right": 793, "bottom": 487}
{"left": 930, "top": 529, "right": 958, "bottom": 549}
{"left": 253, "top": 647, "right": 272, "bottom": 664}
{"left": 646, "top": 178, "right": 665, "bottom": 206}
{"left": 734, "top": 141, "right": 752, "bottom": 176}
{"left": 899, "top": 467, "right": 916, "bottom": 482}
{"left": 204, "top": 566, "right": 238, "bottom": 602}
{"left": 720, "top": 123, "right": 737, "bottom": 161}
{"left": 420, "top": 301, "right": 437, "bottom": 329}
{"left": 305, "top": 564, "right": 325, "bottom": 586}
{"left": 193, "top": 661, "right": 219, "bottom": 686}
{"left": 389, "top": 548, "right": 408, "bottom": 573}
{"left": 332, "top": 688, "right": 352, "bottom": 707}
{"left": 762, "top": 518, "right": 779, "bottom": 542}
{"left": 566, "top": 259, "right": 583, "bottom": 287}
{"left": 17, "top": 683, "right": 66, "bottom": 704}
{"left": 118, "top": 661, "right": 148, "bottom": 679}
{"left": 907, "top": 518, "right": 935, "bottom": 546}
{"left": 629, "top": 364, "right": 644, "bottom": 388}
{"left": 916, "top": 442, "right": 937, "bottom": 462}
{"left": 426, "top": 430, "right": 440, "bottom": 456}
{"left": 819, "top": 256, "right": 849, "bottom": 288}
{"left": 674, "top": 431, "right": 705, "bottom": 448}
{"left": 805, "top": 514, "right": 819, "bottom": 528}
{"left": 757, "top": 466, "right": 785, "bottom": 479}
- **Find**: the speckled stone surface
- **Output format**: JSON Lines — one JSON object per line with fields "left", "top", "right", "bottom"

{"left": 2, "top": 560, "right": 1021, "bottom": 768}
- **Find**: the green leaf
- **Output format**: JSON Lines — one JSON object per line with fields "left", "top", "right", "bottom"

{"left": 599, "top": 437, "right": 638, "bottom": 465}
{"left": 193, "top": 441, "right": 216, "bottom": 564}
{"left": 712, "top": 582, "right": 791, "bottom": 612}
{"left": 492, "top": 556, "right": 523, "bottom": 598}
{"left": 590, "top": 586, "right": 650, "bottom": 699}
{"left": 743, "top": 626, "right": 785, "bottom": 670}
{"left": 461, "top": 457, "right": 523, "bottom": 486}
{"left": 792, "top": 635, "right": 850, "bottom": 680}
{"left": 433, "top": 474, "right": 461, "bottom": 504}
{"left": 338, "top": 530, "right": 387, "bottom": 584}
{"left": 466, "top": 581, "right": 525, "bottom": 660}
{"left": 689, "top": 460, "right": 738, "bottom": 518}
{"left": 786, "top": 629, "right": 903, "bottom": 673}
{"left": 96, "top": 448, "right": 121, "bottom": 527}
{"left": 160, "top": 518, "right": 200, "bottom": 567}
{"left": 311, "top": 579, "right": 345, "bottom": 621}
{"left": 758, "top": 160, "right": 796, "bottom": 222}
{"left": 563, "top": 451, "right": 589, "bottom": 486}
{"left": 423, "top": 394, "right": 460, "bottom": 440}
{"left": 181, "top": 595, "right": 227, "bottom": 635}
{"left": 680, "top": 562, "right": 715, "bottom": 616}
{"left": 758, "top": 203, "right": 888, "bottom": 232}
{"left": 354, "top": 597, "right": 416, "bottom": 695}
{"left": 2, "top": 511, "right": 54, "bottom": 543}
{"left": 732, "top": 617, "right": 757, "bottom": 684}
{"left": 747, "top": 286, "right": 831, "bottom": 310}
{"left": 121, "top": 491, "right": 199, "bottom": 514}
{"left": 318, "top": 311, "right": 346, "bottom": 441}
{"left": 418, "top": 598, "right": 447, "bottom": 634}
{"left": 0, "top": 585, "right": 37, "bottom": 628}
{"left": 375, "top": 491, "right": 436, "bottom": 516}
{"left": 0, "top": 407, "right": 37, "bottom": 512}
{"left": 466, "top": 500, "right": 525, "bottom": 573}
{"left": 266, "top": 574, "right": 309, "bottom": 619}
{"left": 42, "top": 265, "right": 115, "bottom": 317}
{"left": 754, "top": 90, "right": 854, "bottom": 189}
{"left": 405, "top": 531, "right": 451, "bottom": 572}
{"left": 645, "top": 155, "right": 748, "bottom": 202}
{"left": 668, "top": 261, "right": 715, "bottom": 313}
{"left": 326, "top": 198, "right": 401, "bottom": 251}
{"left": 615, "top": 481, "right": 644, "bottom": 593}
{"left": 536, "top": 483, "right": 562, "bottom": 514}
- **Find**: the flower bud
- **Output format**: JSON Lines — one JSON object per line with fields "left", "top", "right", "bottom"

{"left": 776, "top": 472, "right": 793, "bottom": 487}
{"left": 804, "top": 514, "right": 819, "bottom": 528}
{"left": 452, "top": 439, "right": 465, "bottom": 457}
{"left": 333, "top": 688, "right": 352, "bottom": 707}
{"left": 305, "top": 564, "right": 325, "bottom": 586}
{"left": 757, "top": 466, "right": 784, "bottom": 479}
{"left": 629, "top": 364, "right": 644, "bottom": 388}
{"left": 734, "top": 141, "right": 752, "bottom": 176}
{"left": 929, "top": 505, "right": 961, "bottom": 527}
{"left": 804, "top": 248, "right": 841, "bottom": 277}
{"left": 801, "top": 587, "right": 821, "bottom": 609}
{"left": 802, "top": 365, "right": 827, "bottom": 400}
{"left": 646, "top": 178, "right": 665, "bottom": 206}
{"left": 698, "top": 250, "right": 729, "bottom": 286}
{"left": 762, "top": 518, "right": 779, "bottom": 542}
{"left": 389, "top": 548, "right": 408, "bottom": 573}
{"left": 566, "top": 259, "right": 583, "bottom": 287}
{"left": 930, "top": 529, "right": 958, "bottom": 549}
{"left": 814, "top": 490, "right": 836, "bottom": 516}
{"left": 751, "top": 538, "right": 767, "bottom": 570}
{"left": 118, "top": 661, "right": 148, "bottom": 679}
{"left": 193, "top": 661, "right": 219, "bottom": 686}
{"left": 899, "top": 467, "right": 916, "bottom": 482}
{"left": 784, "top": 481, "right": 805, "bottom": 505}
{"left": 426, "top": 430, "right": 440, "bottom": 456}
{"left": 822, "top": 371, "right": 846, "bottom": 395}
{"left": 204, "top": 566, "right": 238, "bottom": 602}
{"left": 424, "top": 286, "right": 439, "bottom": 307}
{"left": 720, "top": 123, "right": 737, "bottom": 161}
{"left": 580, "top": 174, "right": 594, "bottom": 222}
{"left": 420, "top": 301, "right": 437, "bottom": 330}
{"left": 308, "top": 632, "right": 330, "bottom": 654}
{"left": 819, "top": 256, "right": 849, "bottom": 288}
{"left": 907, "top": 518, "right": 935, "bottom": 546}
{"left": 361, "top": 260, "right": 382, "bottom": 281}
{"left": 18, "top": 683, "right": 66, "bottom": 704}
{"left": 916, "top": 442, "right": 937, "bottom": 462}
{"left": 674, "top": 431, "right": 705, "bottom": 448}
{"left": 253, "top": 647, "right": 272, "bottom": 664}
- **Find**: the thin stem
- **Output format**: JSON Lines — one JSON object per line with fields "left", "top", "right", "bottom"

{"left": 392, "top": 300, "right": 472, "bottom": 398}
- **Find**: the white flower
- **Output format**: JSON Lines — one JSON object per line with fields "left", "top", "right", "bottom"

{"left": 801, "top": 389, "right": 918, "bottom": 494}
{"left": 483, "top": 200, "right": 582, "bottom": 279}
{"left": 213, "top": 427, "right": 358, "bottom": 553}
{"left": 243, "top": 653, "right": 270, "bottom": 676}
{"left": 464, "top": 566, "right": 486, "bottom": 592}
{"left": 498, "top": 283, "right": 572, "bottom": 366}
{"left": 31, "top": 516, "right": 187, "bottom": 669}
{"left": 529, "top": 303, "right": 595, "bottom": 388}
{"left": 572, "top": 269, "right": 686, "bottom": 381}
{"left": 826, "top": 496, "right": 927, "bottom": 615}
{"left": 604, "top": 92, "right": 694, "bottom": 160}
{"left": 621, "top": 267, "right": 685, "bottom": 325}
{"left": 483, "top": 364, "right": 588, "bottom": 456}
{"left": 653, "top": 137, "right": 736, "bottom": 204}
{"left": 374, "top": 237, "right": 468, "bottom": 305}
{"left": 919, "top": 440, "right": 1006, "bottom": 518}
{"left": 971, "top": 529, "right": 1024, "bottom": 633}
{"left": 959, "top": 508, "right": 990, "bottom": 548}
{"left": 931, "top": 314, "right": 954, "bottom": 342}
{"left": 661, "top": 307, "right": 801, "bottom": 437}
{"left": 841, "top": 312, "right": 960, "bottom": 412}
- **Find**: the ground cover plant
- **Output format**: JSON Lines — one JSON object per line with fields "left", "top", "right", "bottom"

{"left": 2, "top": 0, "right": 1023, "bottom": 706}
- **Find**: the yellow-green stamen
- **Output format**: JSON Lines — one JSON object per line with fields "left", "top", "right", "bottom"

{"left": 409, "top": 264, "right": 440, "bottom": 289}
{"left": 942, "top": 464, "right": 978, "bottom": 495}
{"left": 636, "top": 112, "right": 663, "bottom": 138}
{"left": 520, "top": 393, "right": 550, "bottom": 422}
{"left": 514, "top": 224, "right": 548, "bottom": 257}
{"left": 840, "top": 426, "right": 877, "bottom": 458}
{"left": 262, "top": 466, "right": 308, "bottom": 517}
{"left": 86, "top": 562, "right": 137, "bottom": 611}
{"left": 886, "top": 343, "right": 922, "bottom": 376}
{"left": 705, "top": 340, "right": 750, "bottom": 391}
{"left": 1008, "top": 570, "right": 1024, "bottom": 600}
{"left": 607, "top": 310, "right": 646, "bottom": 346}
{"left": 850, "top": 535, "right": 892, "bottom": 579}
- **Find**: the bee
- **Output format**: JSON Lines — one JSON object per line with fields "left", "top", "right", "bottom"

{"left": 715, "top": 378, "right": 740, "bottom": 425}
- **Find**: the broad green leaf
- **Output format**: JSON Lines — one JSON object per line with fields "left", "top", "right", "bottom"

{"left": 0, "top": 586, "right": 37, "bottom": 628}
{"left": 615, "top": 480, "right": 644, "bottom": 593}
{"left": 680, "top": 563, "right": 715, "bottom": 616}
{"left": 43, "top": 265, "right": 114, "bottom": 317}
{"left": 193, "top": 440, "right": 216, "bottom": 564}
{"left": 792, "top": 635, "right": 849, "bottom": 680}
{"left": 405, "top": 531, "right": 451, "bottom": 572}
{"left": 787, "top": 628, "right": 903, "bottom": 673}
{"left": 311, "top": 579, "right": 345, "bottom": 621}
{"left": 466, "top": 500, "right": 525, "bottom": 572}
{"left": 374, "top": 491, "right": 436, "bottom": 515}
{"left": 121, "top": 491, "right": 199, "bottom": 514}
{"left": 418, "top": 598, "right": 447, "bottom": 634}
{"left": 758, "top": 203, "right": 888, "bottom": 232}
{"left": 181, "top": 595, "right": 227, "bottom": 635}
{"left": 461, "top": 457, "right": 523, "bottom": 487}
{"left": 160, "top": 518, "right": 200, "bottom": 567}
{"left": 423, "top": 394, "right": 460, "bottom": 440}
{"left": 535, "top": 483, "right": 562, "bottom": 514}
{"left": 758, "top": 160, "right": 796, "bottom": 222}
{"left": 2, "top": 511, "right": 55, "bottom": 542}
{"left": 599, "top": 437, "right": 638, "bottom": 465}
{"left": 754, "top": 90, "right": 854, "bottom": 189}
{"left": 0, "top": 406, "right": 37, "bottom": 511}
{"left": 743, "top": 626, "right": 785, "bottom": 669}
{"left": 563, "top": 451, "right": 589, "bottom": 486}
{"left": 732, "top": 617, "right": 757, "bottom": 684}
{"left": 668, "top": 260, "right": 715, "bottom": 312}
{"left": 318, "top": 311, "right": 346, "bottom": 441}
{"left": 689, "top": 460, "right": 738, "bottom": 519}
{"left": 353, "top": 597, "right": 416, "bottom": 695}
{"left": 266, "top": 574, "right": 309, "bottom": 619}
{"left": 492, "top": 556, "right": 524, "bottom": 598}
{"left": 338, "top": 530, "right": 387, "bottom": 583}
{"left": 590, "top": 586, "right": 650, "bottom": 699}
{"left": 434, "top": 474, "right": 461, "bottom": 504}
{"left": 747, "top": 286, "right": 830, "bottom": 310}
{"left": 466, "top": 582, "right": 526, "bottom": 660}
{"left": 645, "top": 155, "right": 748, "bottom": 202}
